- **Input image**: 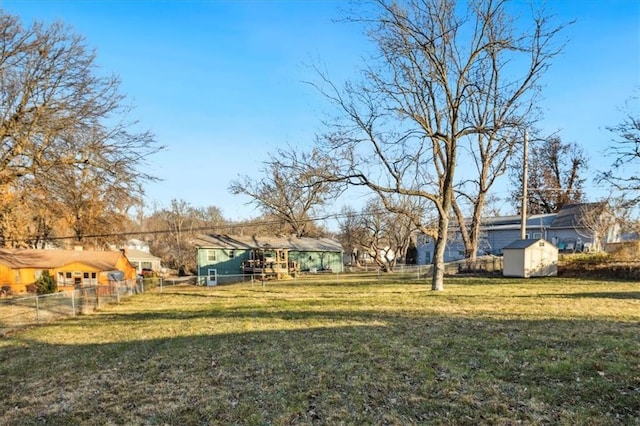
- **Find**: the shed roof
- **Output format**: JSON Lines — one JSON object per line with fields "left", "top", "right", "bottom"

{"left": 194, "top": 234, "right": 343, "bottom": 252}
{"left": 0, "top": 248, "right": 128, "bottom": 271}
{"left": 503, "top": 239, "right": 548, "bottom": 250}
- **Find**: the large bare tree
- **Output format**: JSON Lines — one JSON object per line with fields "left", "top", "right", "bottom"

{"left": 311, "top": 0, "right": 567, "bottom": 289}
{"left": 0, "top": 12, "right": 162, "bottom": 246}
{"left": 229, "top": 149, "right": 340, "bottom": 237}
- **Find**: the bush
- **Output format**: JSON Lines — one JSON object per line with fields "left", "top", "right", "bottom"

{"left": 35, "top": 271, "right": 57, "bottom": 294}
{"left": 142, "top": 276, "right": 160, "bottom": 289}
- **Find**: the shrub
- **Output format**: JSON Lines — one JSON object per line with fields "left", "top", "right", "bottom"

{"left": 35, "top": 271, "right": 57, "bottom": 294}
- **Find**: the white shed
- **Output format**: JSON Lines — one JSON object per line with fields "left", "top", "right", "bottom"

{"left": 502, "top": 239, "right": 558, "bottom": 278}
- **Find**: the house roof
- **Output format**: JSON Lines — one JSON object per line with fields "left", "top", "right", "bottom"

{"left": 0, "top": 248, "right": 129, "bottom": 271}
{"left": 194, "top": 234, "right": 343, "bottom": 252}
{"left": 456, "top": 202, "right": 605, "bottom": 233}
{"left": 503, "top": 238, "right": 549, "bottom": 250}
{"left": 124, "top": 248, "right": 160, "bottom": 261}
{"left": 549, "top": 202, "right": 606, "bottom": 229}
{"left": 481, "top": 213, "right": 556, "bottom": 231}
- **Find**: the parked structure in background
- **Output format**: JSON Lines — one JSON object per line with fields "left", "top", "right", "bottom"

{"left": 0, "top": 248, "right": 137, "bottom": 295}
{"left": 416, "top": 202, "right": 619, "bottom": 264}
{"left": 108, "top": 239, "right": 162, "bottom": 275}
{"left": 123, "top": 248, "right": 162, "bottom": 275}
{"left": 194, "top": 234, "right": 343, "bottom": 285}
{"left": 503, "top": 239, "right": 559, "bottom": 278}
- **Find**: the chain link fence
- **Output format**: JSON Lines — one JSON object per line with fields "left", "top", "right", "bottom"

{"left": 0, "top": 277, "right": 187, "bottom": 335}
{"left": 1, "top": 260, "right": 505, "bottom": 335}
{"left": 195, "top": 259, "right": 505, "bottom": 287}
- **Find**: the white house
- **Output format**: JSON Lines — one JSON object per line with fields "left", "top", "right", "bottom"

{"left": 124, "top": 248, "right": 162, "bottom": 274}
{"left": 416, "top": 202, "right": 619, "bottom": 264}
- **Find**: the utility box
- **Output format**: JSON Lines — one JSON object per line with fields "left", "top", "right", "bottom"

{"left": 503, "top": 239, "right": 558, "bottom": 278}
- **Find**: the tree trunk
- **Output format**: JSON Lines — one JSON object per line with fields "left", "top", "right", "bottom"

{"left": 432, "top": 197, "right": 453, "bottom": 290}
{"left": 431, "top": 212, "right": 449, "bottom": 291}
{"left": 467, "top": 189, "right": 488, "bottom": 262}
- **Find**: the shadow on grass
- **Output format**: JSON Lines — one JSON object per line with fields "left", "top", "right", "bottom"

{"left": 1, "top": 308, "right": 638, "bottom": 425}
{"left": 544, "top": 292, "right": 640, "bottom": 300}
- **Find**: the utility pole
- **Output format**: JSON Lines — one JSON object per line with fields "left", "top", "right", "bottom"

{"left": 520, "top": 131, "right": 529, "bottom": 240}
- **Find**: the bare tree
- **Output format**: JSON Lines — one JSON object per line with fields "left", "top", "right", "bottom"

{"left": 509, "top": 135, "right": 587, "bottom": 214}
{"left": 312, "top": 0, "right": 567, "bottom": 289}
{"left": 229, "top": 148, "right": 341, "bottom": 237}
{"left": 0, "top": 12, "right": 163, "bottom": 246}
{"left": 337, "top": 206, "right": 370, "bottom": 267}
{"left": 599, "top": 94, "right": 640, "bottom": 206}
{"left": 145, "top": 200, "right": 226, "bottom": 274}
{"left": 575, "top": 202, "right": 618, "bottom": 252}
{"left": 337, "top": 200, "right": 417, "bottom": 272}
{"left": 453, "top": 131, "right": 520, "bottom": 260}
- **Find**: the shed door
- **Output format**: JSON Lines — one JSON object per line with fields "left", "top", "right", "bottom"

{"left": 207, "top": 269, "right": 218, "bottom": 286}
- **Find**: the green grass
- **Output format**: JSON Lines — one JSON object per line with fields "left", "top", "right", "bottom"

{"left": 1, "top": 275, "right": 638, "bottom": 425}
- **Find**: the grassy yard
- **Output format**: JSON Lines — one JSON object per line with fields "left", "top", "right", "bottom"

{"left": 0, "top": 275, "right": 638, "bottom": 425}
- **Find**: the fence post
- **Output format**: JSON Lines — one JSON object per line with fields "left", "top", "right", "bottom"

{"left": 116, "top": 283, "right": 120, "bottom": 304}
{"left": 71, "top": 291, "right": 76, "bottom": 316}
{"left": 160, "top": 277, "right": 163, "bottom": 292}
{"left": 35, "top": 295, "right": 40, "bottom": 324}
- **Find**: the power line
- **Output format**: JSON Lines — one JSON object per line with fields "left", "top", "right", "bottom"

{"left": 1, "top": 208, "right": 400, "bottom": 246}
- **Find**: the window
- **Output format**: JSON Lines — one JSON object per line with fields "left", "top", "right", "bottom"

{"left": 207, "top": 250, "right": 217, "bottom": 262}
{"left": 533, "top": 232, "right": 542, "bottom": 239}
{"left": 228, "top": 250, "right": 235, "bottom": 259}
{"left": 83, "top": 272, "right": 97, "bottom": 285}
{"left": 57, "top": 272, "right": 75, "bottom": 286}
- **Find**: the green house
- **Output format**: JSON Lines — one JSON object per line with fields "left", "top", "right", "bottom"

{"left": 194, "top": 234, "right": 343, "bottom": 285}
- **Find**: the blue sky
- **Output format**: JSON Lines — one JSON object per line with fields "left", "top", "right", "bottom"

{"left": 3, "top": 0, "right": 639, "bottom": 221}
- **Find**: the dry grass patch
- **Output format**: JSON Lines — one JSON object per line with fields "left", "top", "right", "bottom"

{"left": 1, "top": 276, "right": 638, "bottom": 425}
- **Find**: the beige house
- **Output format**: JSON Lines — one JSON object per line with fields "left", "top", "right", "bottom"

{"left": 124, "top": 248, "right": 162, "bottom": 274}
